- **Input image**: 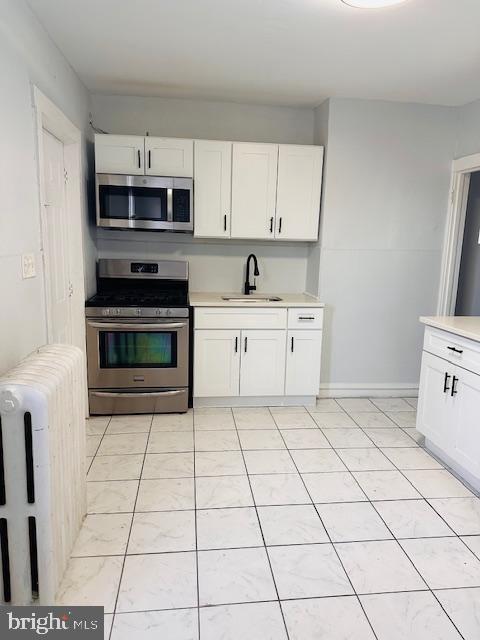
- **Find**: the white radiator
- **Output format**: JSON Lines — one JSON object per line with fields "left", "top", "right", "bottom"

{"left": 0, "top": 345, "right": 86, "bottom": 605}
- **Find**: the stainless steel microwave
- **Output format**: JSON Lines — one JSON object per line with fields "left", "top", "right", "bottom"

{"left": 96, "top": 174, "right": 194, "bottom": 232}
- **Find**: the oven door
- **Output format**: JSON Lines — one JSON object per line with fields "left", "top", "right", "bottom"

{"left": 96, "top": 174, "right": 193, "bottom": 232}
{"left": 86, "top": 317, "right": 189, "bottom": 389}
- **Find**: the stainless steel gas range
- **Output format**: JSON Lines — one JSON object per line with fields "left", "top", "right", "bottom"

{"left": 85, "top": 259, "right": 190, "bottom": 415}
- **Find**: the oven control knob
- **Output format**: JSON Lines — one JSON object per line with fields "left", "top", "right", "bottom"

{"left": 135, "top": 308, "right": 142, "bottom": 316}
{"left": 167, "top": 309, "right": 173, "bottom": 316}
{"left": 102, "top": 309, "right": 110, "bottom": 316}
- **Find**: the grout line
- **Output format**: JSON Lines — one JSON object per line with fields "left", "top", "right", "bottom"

{"left": 193, "top": 408, "right": 202, "bottom": 640}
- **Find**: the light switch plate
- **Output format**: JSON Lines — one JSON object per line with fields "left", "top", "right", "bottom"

{"left": 22, "top": 253, "right": 36, "bottom": 279}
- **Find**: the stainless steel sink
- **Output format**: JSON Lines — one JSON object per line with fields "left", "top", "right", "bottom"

{"left": 222, "top": 296, "right": 283, "bottom": 303}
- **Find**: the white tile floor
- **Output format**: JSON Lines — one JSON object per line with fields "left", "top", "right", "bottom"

{"left": 64, "top": 398, "right": 480, "bottom": 639}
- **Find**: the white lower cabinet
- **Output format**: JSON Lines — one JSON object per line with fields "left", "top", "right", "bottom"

{"left": 417, "top": 327, "right": 480, "bottom": 487}
{"left": 240, "top": 330, "right": 286, "bottom": 396}
{"left": 194, "top": 330, "right": 240, "bottom": 397}
{"left": 286, "top": 330, "right": 322, "bottom": 396}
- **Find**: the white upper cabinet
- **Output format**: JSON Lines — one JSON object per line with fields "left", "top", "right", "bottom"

{"left": 145, "top": 137, "right": 193, "bottom": 177}
{"left": 194, "top": 140, "right": 232, "bottom": 238}
{"left": 239, "top": 330, "right": 286, "bottom": 396}
{"left": 231, "top": 143, "right": 278, "bottom": 240}
{"left": 275, "top": 145, "right": 323, "bottom": 241}
{"left": 94, "top": 134, "right": 145, "bottom": 175}
{"left": 285, "top": 330, "right": 322, "bottom": 396}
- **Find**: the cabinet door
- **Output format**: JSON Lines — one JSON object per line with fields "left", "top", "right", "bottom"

{"left": 275, "top": 145, "right": 323, "bottom": 241}
{"left": 145, "top": 137, "right": 193, "bottom": 177}
{"left": 240, "top": 330, "right": 286, "bottom": 396}
{"left": 417, "top": 351, "right": 454, "bottom": 450}
{"left": 94, "top": 134, "right": 144, "bottom": 175}
{"left": 451, "top": 367, "right": 480, "bottom": 478}
{"left": 231, "top": 143, "right": 278, "bottom": 239}
{"left": 194, "top": 140, "right": 232, "bottom": 238}
{"left": 194, "top": 330, "right": 240, "bottom": 397}
{"left": 285, "top": 330, "right": 322, "bottom": 396}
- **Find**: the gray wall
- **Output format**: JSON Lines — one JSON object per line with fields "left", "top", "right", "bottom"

{"left": 456, "top": 98, "right": 480, "bottom": 158}
{"left": 456, "top": 171, "right": 480, "bottom": 316}
{"left": 0, "top": 0, "right": 92, "bottom": 374}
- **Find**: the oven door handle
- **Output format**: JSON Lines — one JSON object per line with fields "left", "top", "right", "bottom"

{"left": 87, "top": 321, "right": 188, "bottom": 330}
{"left": 90, "top": 390, "right": 186, "bottom": 398}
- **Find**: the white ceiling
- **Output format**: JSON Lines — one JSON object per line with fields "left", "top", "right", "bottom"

{"left": 28, "top": 0, "right": 480, "bottom": 107}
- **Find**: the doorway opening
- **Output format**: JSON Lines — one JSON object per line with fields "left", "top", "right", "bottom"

{"left": 455, "top": 171, "right": 480, "bottom": 316}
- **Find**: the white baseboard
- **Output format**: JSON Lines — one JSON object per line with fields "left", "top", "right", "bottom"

{"left": 318, "top": 383, "right": 419, "bottom": 398}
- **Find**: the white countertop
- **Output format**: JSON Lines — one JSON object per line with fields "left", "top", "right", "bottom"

{"left": 421, "top": 316, "right": 480, "bottom": 343}
{"left": 190, "top": 292, "right": 324, "bottom": 308}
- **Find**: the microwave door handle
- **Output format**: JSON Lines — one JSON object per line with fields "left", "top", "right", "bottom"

{"left": 167, "top": 188, "right": 173, "bottom": 222}
{"left": 87, "top": 321, "right": 187, "bottom": 330}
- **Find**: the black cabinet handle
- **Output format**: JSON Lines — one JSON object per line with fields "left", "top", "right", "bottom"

{"left": 234, "top": 337, "right": 238, "bottom": 353}
{"left": 244, "top": 337, "right": 248, "bottom": 352}
{"left": 451, "top": 376, "right": 458, "bottom": 396}
{"left": 278, "top": 217, "right": 282, "bottom": 234}
{"left": 447, "top": 346, "right": 463, "bottom": 354}
{"left": 291, "top": 336, "right": 294, "bottom": 352}
{"left": 443, "top": 372, "right": 451, "bottom": 393}
{"left": 299, "top": 316, "right": 315, "bottom": 321}
{"left": 269, "top": 217, "right": 274, "bottom": 233}
{"left": 224, "top": 214, "right": 227, "bottom": 232}
{"left": 137, "top": 149, "right": 141, "bottom": 168}
{"left": 148, "top": 150, "right": 151, "bottom": 169}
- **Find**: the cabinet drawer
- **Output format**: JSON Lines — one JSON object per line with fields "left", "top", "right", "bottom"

{"left": 195, "top": 307, "right": 287, "bottom": 330}
{"left": 423, "top": 327, "right": 480, "bottom": 376}
{"left": 287, "top": 308, "right": 323, "bottom": 329}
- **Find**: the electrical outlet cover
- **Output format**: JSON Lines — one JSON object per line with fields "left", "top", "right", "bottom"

{"left": 22, "top": 253, "right": 36, "bottom": 279}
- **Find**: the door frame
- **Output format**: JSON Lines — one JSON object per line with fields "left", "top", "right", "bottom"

{"left": 437, "top": 152, "right": 480, "bottom": 315}
{"left": 33, "top": 86, "right": 86, "bottom": 353}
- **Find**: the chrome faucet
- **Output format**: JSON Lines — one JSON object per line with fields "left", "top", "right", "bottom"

{"left": 244, "top": 254, "right": 260, "bottom": 295}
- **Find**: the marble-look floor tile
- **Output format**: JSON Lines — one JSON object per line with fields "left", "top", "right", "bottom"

{"left": 380, "top": 447, "right": 442, "bottom": 470}
{"left": 370, "top": 398, "right": 415, "bottom": 412}
{"left": 335, "top": 540, "right": 426, "bottom": 594}
{"left": 322, "top": 428, "right": 374, "bottom": 448}
{"left": 336, "top": 398, "right": 379, "bottom": 413}
{"left": 135, "top": 477, "right": 195, "bottom": 511}
{"left": 250, "top": 473, "right": 311, "bottom": 506}
{"left": 348, "top": 412, "right": 397, "bottom": 428}
{"left": 194, "top": 412, "right": 235, "bottom": 430}
{"left": 363, "top": 428, "right": 417, "bottom": 448}
{"left": 57, "top": 556, "right": 123, "bottom": 613}
{"left": 196, "top": 475, "right": 253, "bottom": 509}
{"left": 198, "top": 547, "right": 276, "bottom": 606}
{"left": 337, "top": 448, "right": 394, "bottom": 472}
{"left": 268, "top": 543, "right": 353, "bottom": 599}
{"left": 195, "top": 430, "right": 240, "bottom": 451}
{"left": 304, "top": 472, "right": 367, "bottom": 503}
{"left": 403, "top": 428, "right": 424, "bottom": 444}
{"left": 87, "top": 480, "right": 138, "bottom": 514}
{"left": 244, "top": 450, "right": 296, "bottom": 474}
{"left": 117, "top": 552, "right": 197, "bottom": 612}
{"left": 429, "top": 498, "right": 480, "bottom": 535}
{"left": 142, "top": 452, "right": 194, "bottom": 479}
{"left": 385, "top": 411, "right": 417, "bottom": 428}
{"left": 353, "top": 470, "right": 421, "bottom": 500}
{"left": 434, "top": 587, "right": 480, "bottom": 640}
{"left": 88, "top": 454, "right": 144, "bottom": 481}
{"left": 273, "top": 412, "right": 317, "bottom": 429}
{"left": 317, "top": 502, "right": 392, "bottom": 542}
{"left": 111, "top": 609, "right": 198, "bottom": 640}
{"left": 403, "top": 470, "right": 473, "bottom": 498}
{"left": 281, "top": 429, "right": 331, "bottom": 449}
{"left": 400, "top": 537, "right": 480, "bottom": 589}
{"left": 107, "top": 414, "right": 152, "bottom": 434}
{"left": 97, "top": 433, "right": 148, "bottom": 456}
{"left": 195, "top": 407, "right": 233, "bottom": 415}
{"left": 461, "top": 536, "right": 480, "bottom": 558}
{"left": 282, "top": 596, "right": 375, "bottom": 640}
{"left": 71, "top": 513, "right": 132, "bottom": 557}
{"left": 360, "top": 591, "right": 462, "bottom": 640}
{"left": 195, "top": 451, "right": 246, "bottom": 476}
{"left": 196, "top": 507, "right": 263, "bottom": 550}
{"left": 373, "top": 499, "right": 454, "bottom": 538}
{"left": 86, "top": 416, "right": 110, "bottom": 435}
{"left": 269, "top": 406, "right": 307, "bottom": 414}
{"left": 312, "top": 413, "right": 357, "bottom": 428}
{"left": 86, "top": 435, "right": 102, "bottom": 457}
{"left": 151, "top": 410, "right": 193, "bottom": 432}
{"left": 128, "top": 510, "right": 195, "bottom": 554}
{"left": 104, "top": 614, "right": 113, "bottom": 640}
{"left": 200, "top": 601, "right": 287, "bottom": 640}
{"left": 404, "top": 397, "right": 418, "bottom": 409}
{"left": 233, "top": 408, "right": 277, "bottom": 429}
{"left": 257, "top": 505, "right": 328, "bottom": 545}
{"left": 291, "top": 449, "right": 346, "bottom": 473}
{"left": 147, "top": 431, "right": 194, "bottom": 453}
{"left": 238, "top": 429, "right": 285, "bottom": 450}
{"left": 308, "top": 399, "right": 343, "bottom": 413}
